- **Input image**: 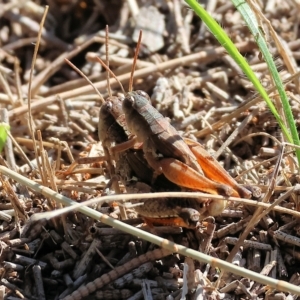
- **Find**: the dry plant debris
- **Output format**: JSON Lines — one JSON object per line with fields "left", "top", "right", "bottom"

{"left": 1, "top": 0, "right": 300, "bottom": 299}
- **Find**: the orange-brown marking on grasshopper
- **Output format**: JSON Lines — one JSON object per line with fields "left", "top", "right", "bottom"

{"left": 184, "top": 138, "right": 252, "bottom": 199}
{"left": 157, "top": 158, "right": 236, "bottom": 196}
{"left": 144, "top": 216, "right": 196, "bottom": 228}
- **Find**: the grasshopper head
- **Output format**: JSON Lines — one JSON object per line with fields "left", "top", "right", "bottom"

{"left": 98, "top": 96, "right": 128, "bottom": 144}
{"left": 135, "top": 90, "right": 151, "bottom": 101}
{"left": 123, "top": 91, "right": 151, "bottom": 112}
{"left": 122, "top": 90, "right": 152, "bottom": 138}
{"left": 106, "top": 96, "right": 124, "bottom": 120}
{"left": 99, "top": 100, "right": 113, "bottom": 118}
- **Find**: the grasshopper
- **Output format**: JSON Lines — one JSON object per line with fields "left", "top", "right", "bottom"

{"left": 62, "top": 29, "right": 257, "bottom": 227}
{"left": 120, "top": 90, "right": 254, "bottom": 224}
{"left": 98, "top": 88, "right": 207, "bottom": 227}
{"left": 99, "top": 63, "right": 258, "bottom": 227}
{"left": 122, "top": 90, "right": 253, "bottom": 200}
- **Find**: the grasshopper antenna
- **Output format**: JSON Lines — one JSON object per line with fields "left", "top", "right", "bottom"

{"left": 105, "top": 25, "right": 112, "bottom": 97}
{"left": 96, "top": 57, "right": 126, "bottom": 95}
{"left": 128, "top": 30, "right": 142, "bottom": 92}
{"left": 65, "top": 59, "right": 105, "bottom": 104}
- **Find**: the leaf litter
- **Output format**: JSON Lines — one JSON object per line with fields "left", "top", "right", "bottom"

{"left": 1, "top": 0, "right": 300, "bottom": 299}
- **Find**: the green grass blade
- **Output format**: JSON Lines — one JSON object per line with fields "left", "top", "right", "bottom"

{"left": 184, "top": 0, "right": 300, "bottom": 163}
{"left": 0, "top": 124, "right": 10, "bottom": 153}
{"left": 231, "top": 0, "right": 300, "bottom": 165}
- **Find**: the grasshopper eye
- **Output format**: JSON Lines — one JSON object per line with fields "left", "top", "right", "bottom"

{"left": 99, "top": 101, "right": 112, "bottom": 117}
{"left": 105, "top": 101, "right": 113, "bottom": 113}
{"left": 122, "top": 95, "right": 134, "bottom": 111}
{"left": 108, "top": 96, "right": 123, "bottom": 116}
{"left": 135, "top": 90, "right": 150, "bottom": 102}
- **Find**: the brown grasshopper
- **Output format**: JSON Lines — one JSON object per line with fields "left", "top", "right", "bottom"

{"left": 98, "top": 90, "right": 255, "bottom": 227}
{"left": 120, "top": 90, "right": 255, "bottom": 224}
{"left": 122, "top": 90, "right": 253, "bottom": 200}
{"left": 59, "top": 28, "right": 255, "bottom": 227}
{"left": 58, "top": 27, "right": 257, "bottom": 228}
{"left": 96, "top": 31, "right": 257, "bottom": 228}
{"left": 98, "top": 92, "right": 210, "bottom": 227}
